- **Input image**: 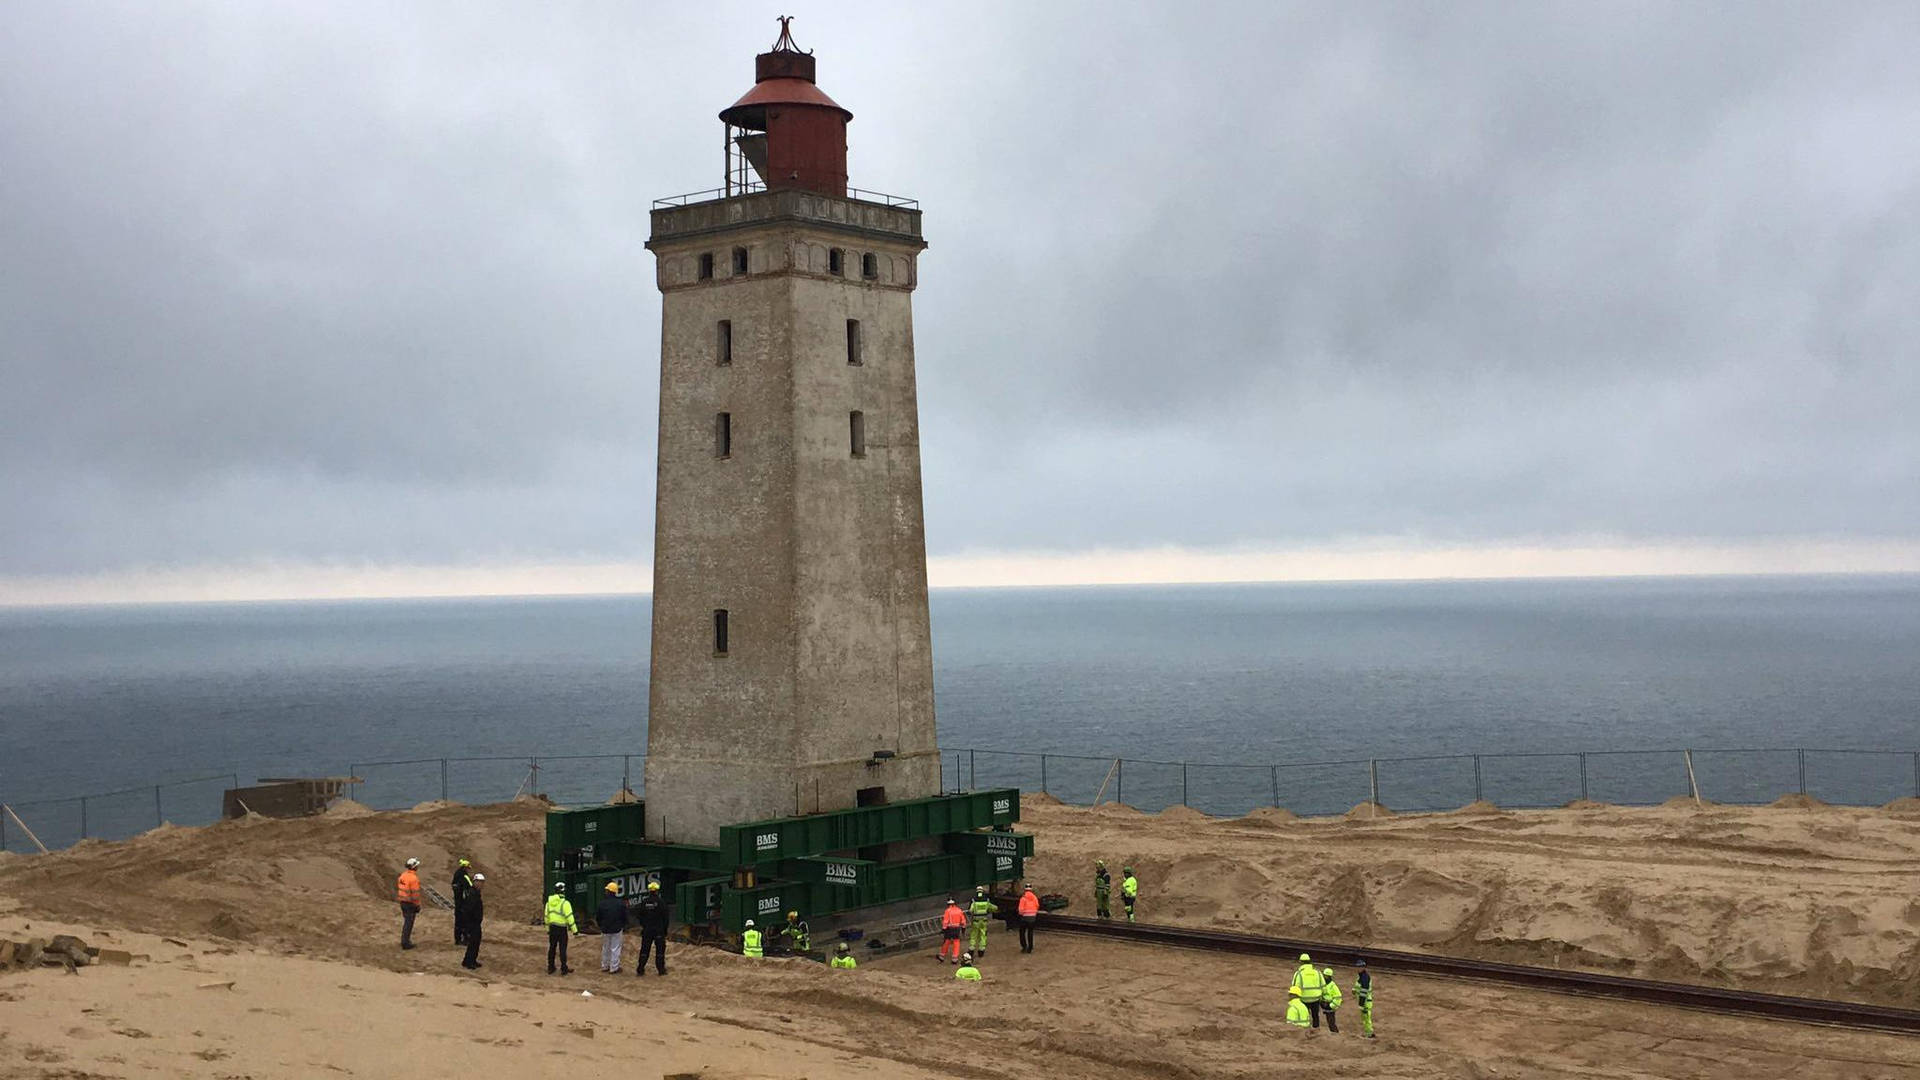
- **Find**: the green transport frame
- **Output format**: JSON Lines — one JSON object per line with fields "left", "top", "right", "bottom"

{"left": 546, "top": 788, "right": 1028, "bottom": 936}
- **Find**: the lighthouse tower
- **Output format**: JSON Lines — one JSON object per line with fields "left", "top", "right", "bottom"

{"left": 642, "top": 22, "right": 939, "bottom": 846}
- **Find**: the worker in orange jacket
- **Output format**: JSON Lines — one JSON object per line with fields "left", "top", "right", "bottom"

{"left": 1015, "top": 883, "right": 1041, "bottom": 953}
{"left": 938, "top": 899, "right": 967, "bottom": 964}
{"left": 395, "top": 857, "right": 423, "bottom": 950}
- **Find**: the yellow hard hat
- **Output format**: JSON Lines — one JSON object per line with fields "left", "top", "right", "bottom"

{"left": 1288, "top": 985, "right": 1302, "bottom": 996}
{"left": 604, "top": 881, "right": 620, "bottom": 893}
{"left": 787, "top": 910, "right": 798, "bottom": 919}
{"left": 1299, "top": 953, "right": 1311, "bottom": 962}
{"left": 646, "top": 881, "right": 660, "bottom": 891}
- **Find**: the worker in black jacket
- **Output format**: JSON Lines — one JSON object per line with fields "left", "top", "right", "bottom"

{"left": 634, "top": 880, "right": 670, "bottom": 976}
{"left": 595, "top": 882, "right": 629, "bottom": 973}
{"left": 451, "top": 859, "right": 475, "bottom": 944}
{"left": 458, "top": 873, "right": 485, "bottom": 969}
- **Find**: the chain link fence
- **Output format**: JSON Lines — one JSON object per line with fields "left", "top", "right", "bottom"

{"left": 8, "top": 747, "right": 1920, "bottom": 854}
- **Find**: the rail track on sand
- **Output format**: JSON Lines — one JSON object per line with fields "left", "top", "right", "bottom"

{"left": 1043, "top": 914, "right": 1920, "bottom": 1035}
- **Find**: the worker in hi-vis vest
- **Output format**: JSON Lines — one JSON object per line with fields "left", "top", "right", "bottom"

{"left": 1120, "top": 867, "right": 1139, "bottom": 922}
{"left": 1355, "top": 959, "right": 1376, "bottom": 1037}
{"left": 1318, "top": 968, "right": 1343, "bottom": 1033}
{"left": 954, "top": 951, "right": 982, "bottom": 981}
{"left": 967, "top": 887, "right": 998, "bottom": 955}
{"left": 1285, "top": 985, "right": 1311, "bottom": 1028}
{"left": 741, "top": 919, "right": 764, "bottom": 958}
{"left": 1094, "top": 860, "right": 1112, "bottom": 919}
{"left": 1290, "top": 953, "right": 1327, "bottom": 1030}
{"left": 395, "top": 858, "right": 423, "bottom": 951}
{"left": 938, "top": 899, "right": 967, "bottom": 963}
{"left": 830, "top": 942, "right": 858, "bottom": 969}
{"left": 544, "top": 884, "right": 577, "bottom": 975}
{"left": 1016, "top": 883, "right": 1041, "bottom": 953}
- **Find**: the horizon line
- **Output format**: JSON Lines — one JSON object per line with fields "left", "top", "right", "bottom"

{"left": 4, "top": 537, "right": 1920, "bottom": 608}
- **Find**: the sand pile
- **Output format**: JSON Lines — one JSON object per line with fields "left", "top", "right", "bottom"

{"left": 1661, "top": 794, "right": 1714, "bottom": 808}
{"left": 1451, "top": 800, "right": 1505, "bottom": 815}
{"left": 1019, "top": 796, "right": 1920, "bottom": 1009}
{"left": 323, "top": 798, "right": 376, "bottom": 819}
{"left": 408, "top": 799, "right": 461, "bottom": 813}
{"left": 1564, "top": 798, "right": 1609, "bottom": 810}
{"left": 1238, "top": 806, "right": 1298, "bottom": 826}
{"left": 1771, "top": 793, "right": 1827, "bottom": 809}
{"left": 1344, "top": 801, "right": 1394, "bottom": 819}
{"left": 1883, "top": 796, "right": 1920, "bottom": 814}
{"left": 1154, "top": 805, "right": 1209, "bottom": 823}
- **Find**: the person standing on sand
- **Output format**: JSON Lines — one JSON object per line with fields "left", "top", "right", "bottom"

{"left": 1120, "top": 867, "right": 1139, "bottom": 923}
{"left": 459, "top": 873, "right": 485, "bottom": 969}
{"left": 938, "top": 899, "right": 966, "bottom": 963}
{"left": 545, "top": 882, "right": 577, "bottom": 975}
{"left": 1016, "top": 883, "right": 1040, "bottom": 953}
{"left": 1354, "top": 958, "right": 1375, "bottom": 1037}
{"left": 967, "top": 886, "right": 998, "bottom": 956}
{"left": 1318, "top": 968, "right": 1342, "bottom": 1033}
{"left": 395, "top": 858, "right": 423, "bottom": 950}
{"left": 451, "top": 859, "right": 475, "bottom": 945}
{"left": 1290, "top": 953, "right": 1327, "bottom": 1030}
{"left": 1094, "top": 860, "right": 1112, "bottom": 919}
{"left": 595, "top": 881, "right": 627, "bottom": 973}
{"left": 830, "top": 942, "right": 858, "bottom": 969}
{"left": 741, "top": 919, "right": 763, "bottom": 958}
{"left": 634, "top": 880, "right": 669, "bottom": 976}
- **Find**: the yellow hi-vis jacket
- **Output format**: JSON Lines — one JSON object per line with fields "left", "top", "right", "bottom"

{"left": 1322, "top": 980, "right": 1343, "bottom": 1008}
{"left": 1286, "top": 996, "right": 1311, "bottom": 1027}
{"left": 544, "top": 894, "right": 576, "bottom": 931}
{"left": 829, "top": 953, "right": 857, "bottom": 969}
{"left": 1290, "top": 963, "right": 1325, "bottom": 1002}
{"left": 742, "top": 929, "right": 763, "bottom": 957}
{"left": 954, "top": 964, "right": 982, "bottom": 981}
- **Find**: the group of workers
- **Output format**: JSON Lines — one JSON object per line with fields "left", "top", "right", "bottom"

{"left": 1285, "top": 953, "right": 1375, "bottom": 1037}
{"left": 396, "top": 856, "right": 489, "bottom": 969}
{"left": 399, "top": 857, "right": 1376, "bottom": 1033}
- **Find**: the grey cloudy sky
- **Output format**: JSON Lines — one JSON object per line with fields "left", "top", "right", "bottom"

{"left": 3, "top": 2, "right": 1918, "bottom": 596}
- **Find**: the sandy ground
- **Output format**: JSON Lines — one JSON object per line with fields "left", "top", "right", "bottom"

{"left": 1023, "top": 795, "right": 1920, "bottom": 1008}
{"left": 4, "top": 798, "right": 1920, "bottom": 1078}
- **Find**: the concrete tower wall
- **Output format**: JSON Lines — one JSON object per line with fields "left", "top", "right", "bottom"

{"left": 644, "top": 191, "right": 937, "bottom": 845}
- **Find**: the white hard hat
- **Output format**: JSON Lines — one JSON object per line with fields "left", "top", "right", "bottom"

{"left": 405, "top": 857, "right": 419, "bottom": 868}
{"left": 744, "top": 919, "right": 755, "bottom": 928}
{"left": 554, "top": 881, "right": 567, "bottom": 890}
{"left": 471, "top": 873, "right": 484, "bottom": 882}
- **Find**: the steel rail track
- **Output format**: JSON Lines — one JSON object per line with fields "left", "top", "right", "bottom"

{"left": 1040, "top": 914, "right": 1920, "bottom": 1035}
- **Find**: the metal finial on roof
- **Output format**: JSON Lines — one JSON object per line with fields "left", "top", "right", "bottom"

{"left": 771, "top": 15, "right": 809, "bottom": 54}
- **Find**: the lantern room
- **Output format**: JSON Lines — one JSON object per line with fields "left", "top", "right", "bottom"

{"left": 719, "top": 17, "right": 851, "bottom": 198}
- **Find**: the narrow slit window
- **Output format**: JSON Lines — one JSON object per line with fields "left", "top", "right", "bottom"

{"left": 713, "top": 609, "right": 729, "bottom": 656}
{"left": 715, "top": 411, "right": 731, "bottom": 458}
{"left": 828, "top": 248, "right": 843, "bottom": 276}
{"left": 861, "top": 252, "right": 878, "bottom": 279}
{"left": 849, "top": 410, "right": 865, "bottom": 458}
{"left": 698, "top": 252, "right": 714, "bottom": 280}
{"left": 846, "top": 319, "right": 862, "bottom": 366}
{"left": 717, "top": 320, "right": 733, "bottom": 366}
{"left": 731, "top": 246, "right": 748, "bottom": 274}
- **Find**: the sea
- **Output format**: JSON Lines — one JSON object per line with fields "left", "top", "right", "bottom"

{"left": 3, "top": 575, "right": 1918, "bottom": 849}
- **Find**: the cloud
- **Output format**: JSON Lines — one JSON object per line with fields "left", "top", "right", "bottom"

{"left": 2, "top": 2, "right": 1917, "bottom": 587}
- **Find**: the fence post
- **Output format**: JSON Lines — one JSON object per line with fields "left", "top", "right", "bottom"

{"left": 440, "top": 759, "right": 449, "bottom": 802}
{"left": 1270, "top": 765, "right": 1279, "bottom": 808}
{"left": 1117, "top": 759, "right": 1124, "bottom": 805}
{"left": 1684, "top": 749, "right": 1701, "bottom": 806}
{"left": 154, "top": 785, "right": 163, "bottom": 828}
{"left": 1797, "top": 748, "right": 1806, "bottom": 795}
{"left": 1473, "top": 756, "right": 1483, "bottom": 803}
{"left": 1040, "top": 754, "right": 1048, "bottom": 795}
{"left": 1, "top": 804, "right": 7, "bottom": 851}
{"left": 969, "top": 749, "right": 976, "bottom": 790}
{"left": 623, "top": 755, "right": 632, "bottom": 793}
{"left": 1182, "top": 763, "right": 1189, "bottom": 807}
{"left": 81, "top": 796, "right": 88, "bottom": 839}
{"left": 1913, "top": 752, "right": 1918, "bottom": 799}
{"left": 1368, "top": 760, "right": 1378, "bottom": 816}
{"left": 1579, "top": 753, "right": 1588, "bottom": 802}
{"left": 349, "top": 764, "right": 358, "bottom": 804}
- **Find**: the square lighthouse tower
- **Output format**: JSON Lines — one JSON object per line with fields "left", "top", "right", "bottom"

{"left": 642, "top": 23, "right": 940, "bottom": 846}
